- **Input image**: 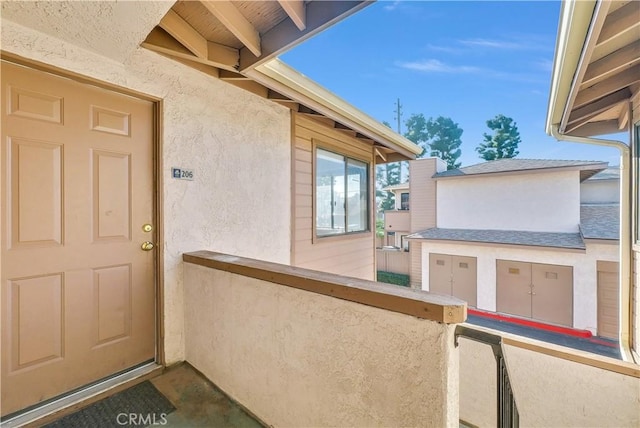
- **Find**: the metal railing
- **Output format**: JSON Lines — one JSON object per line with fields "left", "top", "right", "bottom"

{"left": 455, "top": 325, "right": 520, "bottom": 428}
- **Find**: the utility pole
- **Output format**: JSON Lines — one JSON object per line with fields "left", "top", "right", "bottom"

{"left": 393, "top": 98, "right": 408, "bottom": 181}
{"left": 393, "top": 98, "right": 403, "bottom": 134}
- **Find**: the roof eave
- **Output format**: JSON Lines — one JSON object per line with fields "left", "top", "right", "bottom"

{"left": 246, "top": 59, "right": 422, "bottom": 159}
{"left": 546, "top": 0, "right": 598, "bottom": 136}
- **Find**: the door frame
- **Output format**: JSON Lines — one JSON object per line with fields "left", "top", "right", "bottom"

{"left": 0, "top": 51, "right": 166, "bottom": 366}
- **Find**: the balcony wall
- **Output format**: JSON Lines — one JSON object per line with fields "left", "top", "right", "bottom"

{"left": 183, "top": 251, "right": 467, "bottom": 427}
{"left": 384, "top": 210, "right": 411, "bottom": 233}
{"left": 459, "top": 325, "right": 640, "bottom": 427}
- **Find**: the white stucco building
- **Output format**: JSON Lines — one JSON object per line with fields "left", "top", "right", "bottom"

{"left": 404, "top": 159, "right": 620, "bottom": 337}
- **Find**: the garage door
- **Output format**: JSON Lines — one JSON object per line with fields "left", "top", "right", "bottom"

{"left": 497, "top": 260, "right": 573, "bottom": 327}
{"left": 429, "top": 253, "right": 477, "bottom": 306}
{"left": 597, "top": 261, "right": 619, "bottom": 340}
{"left": 1, "top": 61, "right": 156, "bottom": 416}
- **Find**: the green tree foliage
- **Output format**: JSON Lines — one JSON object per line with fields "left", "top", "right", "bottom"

{"left": 375, "top": 121, "right": 402, "bottom": 212}
{"left": 404, "top": 114, "right": 463, "bottom": 170}
{"left": 404, "top": 113, "right": 429, "bottom": 157}
{"left": 376, "top": 162, "right": 401, "bottom": 212}
{"left": 476, "top": 114, "right": 521, "bottom": 160}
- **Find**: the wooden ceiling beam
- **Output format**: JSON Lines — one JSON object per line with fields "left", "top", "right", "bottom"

{"left": 568, "top": 88, "right": 630, "bottom": 126}
{"left": 219, "top": 70, "right": 248, "bottom": 80}
{"left": 618, "top": 104, "right": 629, "bottom": 130}
{"left": 267, "top": 89, "right": 290, "bottom": 100}
{"left": 155, "top": 52, "right": 220, "bottom": 79}
{"left": 239, "top": 1, "right": 371, "bottom": 71}
{"left": 159, "top": 10, "right": 208, "bottom": 59}
{"left": 571, "top": 120, "right": 621, "bottom": 137}
{"left": 142, "top": 27, "right": 240, "bottom": 72}
{"left": 574, "top": 64, "right": 640, "bottom": 108}
{"left": 226, "top": 80, "right": 269, "bottom": 98}
{"left": 277, "top": 0, "right": 307, "bottom": 31}
{"left": 566, "top": 90, "right": 629, "bottom": 133}
{"left": 596, "top": 1, "right": 640, "bottom": 46}
{"left": 582, "top": 39, "right": 640, "bottom": 87}
{"left": 201, "top": 0, "right": 262, "bottom": 57}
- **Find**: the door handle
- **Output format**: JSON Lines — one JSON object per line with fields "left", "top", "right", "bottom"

{"left": 141, "top": 241, "right": 155, "bottom": 251}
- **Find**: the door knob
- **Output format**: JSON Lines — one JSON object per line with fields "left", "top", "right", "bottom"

{"left": 141, "top": 241, "right": 155, "bottom": 251}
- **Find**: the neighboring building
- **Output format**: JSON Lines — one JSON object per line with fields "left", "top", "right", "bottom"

{"left": 0, "top": 1, "right": 422, "bottom": 417}
{"left": 397, "top": 159, "right": 620, "bottom": 337}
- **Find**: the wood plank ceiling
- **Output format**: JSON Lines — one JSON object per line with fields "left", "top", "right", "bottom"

{"left": 141, "top": 0, "right": 403, "bottom": 162}
{"left": 564, "top": 0, "right": 640, "bottom": 136}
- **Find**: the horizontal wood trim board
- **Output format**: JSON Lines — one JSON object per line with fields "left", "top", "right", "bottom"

{"left": 503, "top": 337, "right": 640, "bottom": 378}
{"left": 184, "top": 251, "right": 466, "bottom": 324}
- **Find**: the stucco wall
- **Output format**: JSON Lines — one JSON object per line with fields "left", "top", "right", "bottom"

{"left": 437, "top": 171, "right": 580, "bottom": 233}
{"left": 460, "top": 335, "right": 640, "bottom": 427}
{"left": 1, "top": 18, "right": 292, "bottom": 364}
{"left": 420, "top": 241, "right": 619, "bottom": 332}
{"left": 580, "top": 179, "right": 620, "bottom": 204}
{"left": 184, "top": 262, "right": 460, "bottom": 427}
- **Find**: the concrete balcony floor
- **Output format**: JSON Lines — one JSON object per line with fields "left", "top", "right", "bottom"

{"left": 150, "top": 364, "right": 263, "bottom": 428}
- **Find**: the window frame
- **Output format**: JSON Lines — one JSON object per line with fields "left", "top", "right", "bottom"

{"left": 400, "top": 192, "right": 410, "bottom": 210}
{"left": 313, "top": 144, "right": 371, "bottom": 240}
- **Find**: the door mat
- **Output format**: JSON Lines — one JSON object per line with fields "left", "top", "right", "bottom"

{"left": 44, "top": 381, "right": 175, "bottom": 428}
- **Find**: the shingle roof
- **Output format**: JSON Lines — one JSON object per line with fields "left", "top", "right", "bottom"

{"left": 580, "top": 204, "right": 619, "bottom": 240}
{"left": 586, "top": 167, "right": 619, "bottom": 181}
{"left": 434, "top": 158, "right": 607, "bottom": 180}
{"left": 408, "top": 228, "right": 585, "bottom": 250}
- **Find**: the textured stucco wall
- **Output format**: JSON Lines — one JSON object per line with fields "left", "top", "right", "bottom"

{"left": 437, "top": 171, "right": 580, "bottom": 233}
{"left": 580, "top": 179, "right": 620, "bottom": 204}
{"left": 184, "top": 263, "right": 460, "bottom": 427}
{"left": 420, "top": 241, "right": 619, "bottom": 332}
{"left": 459, "top": 334, "right": 640, "bottom": 428}
{"left": 1, "top": 17, "right": 292, "bottom": 364}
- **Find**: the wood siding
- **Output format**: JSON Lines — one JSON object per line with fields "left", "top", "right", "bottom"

{"left": 292, "top": 113, "right": 375, "bottom": 280}
{"left": 409, "top": 159, "right": 438, "bottom": 233}
{"left": 410, "top": 241, "right": 422, "bottom": 289}
{"left": 407, "top": 159, "right": 439, "bottom": 290}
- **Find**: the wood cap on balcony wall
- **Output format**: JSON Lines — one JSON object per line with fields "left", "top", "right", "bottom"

{"left": 183, "top": 250, "right": 467, "bottom": 324}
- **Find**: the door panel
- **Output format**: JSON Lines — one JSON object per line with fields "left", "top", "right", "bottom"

{"left": 1, "top": 61, "right": 156, "bottom": 416}
{"left": 452, "top": 255, "right": 477, "bottom": 307}
{"left": 497, "top": 260, "right": 532, "bottom": 318}
{"left": 531, "top": 263, "right": 573, "bottom": 327}
{"left": 597, "top": 262, "right": 619, "bottom": 339}
{"left": 429, "top": 253, "right": 452, "bottom": 295}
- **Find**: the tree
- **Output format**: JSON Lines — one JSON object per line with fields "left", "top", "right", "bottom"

{"left": 376, "top": 162, "right": 401, "bottom": 212}
{"left": 404, "top": 113, "right": 429, "bottom": 157}
{"left": 404, "top": 114, "right": 463, "bottom": 170}
{"left": 375, "top": 121, "right": 402, "bottom": 212}
{"left": 476, "top": 114, "right": 521, "bottom": 161}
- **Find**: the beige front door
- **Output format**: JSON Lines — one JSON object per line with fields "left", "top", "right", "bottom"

{"left": 597, "top": 261, "right": 619, "bottom": 340}
{"left": 1, "top": 61, "right": 156, "bottom": 416}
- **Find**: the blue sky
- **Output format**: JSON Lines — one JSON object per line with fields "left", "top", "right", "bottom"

{"left": 281, "top": 0, "right": 623, "bottom": 168}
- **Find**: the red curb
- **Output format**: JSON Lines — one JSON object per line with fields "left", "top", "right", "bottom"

{"left": 468, "top": 308, "right": 593, "bottom": 338}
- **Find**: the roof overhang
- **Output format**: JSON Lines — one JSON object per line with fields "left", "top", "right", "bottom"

{"left": 143, "top": 0, "right": 372, "bottom": 73}
{"left": 547, "top": 0, "right": 640, "bottom": 138}
{"left": 247, "top": 60, "right": 422, "bottom": 160}
{"left": 141, "top": 0, "right": 420, "bottom": 162}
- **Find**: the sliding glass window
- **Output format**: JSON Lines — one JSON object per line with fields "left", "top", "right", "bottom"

{"left": 315, "top": 148, "right": 369, "bottom": 237}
